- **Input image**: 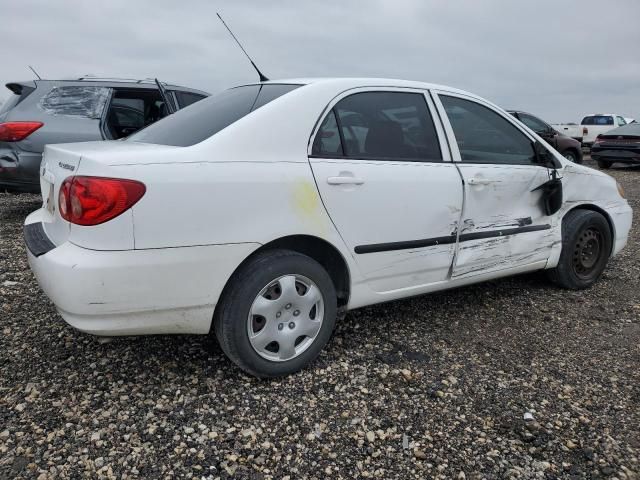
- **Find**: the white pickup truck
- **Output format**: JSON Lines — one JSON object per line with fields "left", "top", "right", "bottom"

{"left": 553, "top": 114, "right": 632, "bottom": 148}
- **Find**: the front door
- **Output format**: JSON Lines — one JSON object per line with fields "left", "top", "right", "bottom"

{"left": 434, "top": 93, "right": 556, "bottom": 278}
{"left": 308, "top": 89, "right": 463, "bottom": 293}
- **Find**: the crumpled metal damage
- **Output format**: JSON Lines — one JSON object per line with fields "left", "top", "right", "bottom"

{"left": 38, "top": 86, "right": 110, "bottom": 119}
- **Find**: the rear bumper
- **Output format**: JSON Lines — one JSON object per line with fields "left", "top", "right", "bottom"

{"left": 0, "top": 148, "right": 42, "bottom": 193}
{"left": 25, "top": 210, "right": 260, "bottom": 336}
{"left": 591, "top": 148, "right": 640, "bottom": 164}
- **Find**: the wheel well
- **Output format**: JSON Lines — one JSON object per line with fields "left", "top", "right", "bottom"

{"left": 234, "top": 235, "right": 351, "bottom": 308}
{"left": 564, "top": 204, "right": 616, "bottom": 253}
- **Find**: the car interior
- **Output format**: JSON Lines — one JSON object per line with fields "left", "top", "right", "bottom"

{"left": 104, "top": 89, "right": 169, "bottom": 139}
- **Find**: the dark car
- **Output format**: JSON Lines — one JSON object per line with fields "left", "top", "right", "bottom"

{"left": 591, "top": 123, "right": 640, "bottom": 169}
{"left": 508, "top": 110, "right": 583, "bottom": 163}
{"left": 0, "top": 76, "right": 209, "bottom": 193}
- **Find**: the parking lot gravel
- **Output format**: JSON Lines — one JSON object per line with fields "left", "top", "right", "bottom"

{"left": 1, "top": 158, "right": 638, "bottom": 479}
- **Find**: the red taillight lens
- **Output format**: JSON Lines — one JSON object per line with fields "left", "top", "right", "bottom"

{"left": 58, "top": 176, "right": 146, "bottom": 226}
{"left": 582, "top": 126, "right": 588, "bottom": 136}
{"left": 0, "top": 121, "right": 43, "bottom": 141}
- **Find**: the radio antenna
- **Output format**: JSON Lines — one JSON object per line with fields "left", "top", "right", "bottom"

{"left": 216, "top": 12, "right": 269, "bottom": 82}
{"left": 28, "top": 65, "right": 42, "bottom": 80}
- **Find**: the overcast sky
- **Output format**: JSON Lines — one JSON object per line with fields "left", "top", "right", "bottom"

{"left": 1, "top": 0, "right": 639, "bottom": 122}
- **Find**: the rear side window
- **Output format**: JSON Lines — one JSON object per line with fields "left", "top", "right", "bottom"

{"left": 312, "top": 91, "right": 442, "bottom": 161}
{"left": 581, "top": 115, "right": 614, "bottom": 126}
{"left": 128, "top": 84, "right": 300, "bottom": 146}
{"left": 38, "top": 86, "right": 110, "bottom": 119}
{"left": 174, "top": 91, "right": 207, "bottom": 109}
{"left": 312, "top": 110, "right": 343, "bottom": 156}
{"left": 440, "top": 95, "right": 535, "bottom": 165}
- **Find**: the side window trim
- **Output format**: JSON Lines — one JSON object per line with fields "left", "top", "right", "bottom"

{"left": 332, "top": 107, "right": 347, "bottom": 157}
{"left": 99, "top": 88, "right": 115, "bottom": 140}
{"left": 431, "top": 90, "right": 540, "bottom": 165}
{"left": 307, "top": 86, "right": 452, "bottom": 163}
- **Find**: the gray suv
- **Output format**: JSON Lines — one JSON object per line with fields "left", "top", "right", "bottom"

{"left": 0, "top": 77, "right": 209, "bottom": 193}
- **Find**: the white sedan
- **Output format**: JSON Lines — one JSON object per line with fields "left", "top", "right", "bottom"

{"left": 24, "top": 78, "right": 633, "bottom": 377}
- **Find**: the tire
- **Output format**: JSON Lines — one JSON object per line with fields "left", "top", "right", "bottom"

{"left": 563, "top": 150, "right": 578, "bottom": 163}
{"left": 546, "top": 210, "right": 612, "bottom": 289}
{"left": 214, "top": 249, "right": 337, "bottom": 378}
{"left": 597, "top": 160, "right": 612, "bottom": 169}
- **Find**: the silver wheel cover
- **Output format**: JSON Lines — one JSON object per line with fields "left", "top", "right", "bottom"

{"left": 247, "top": 274, "right": 324, "bottom": 362}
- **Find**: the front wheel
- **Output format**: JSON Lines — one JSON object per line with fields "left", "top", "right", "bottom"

{"left": 563, "top": 150, "right": 579, "bottom": 163}
{"left": 546, "top": 210, "right": 612, "bottom": 289}
{"left": 214, "top": 249, "right": 337, "bottom": 378}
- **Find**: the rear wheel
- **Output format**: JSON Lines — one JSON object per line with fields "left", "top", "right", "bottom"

{"left": 546, "top": 210, "right": 612, "bottom": 289}
{"left": 214, "top": 249, "right": 337, "bottom": 378}
{"left": 597, "top": 159, "right": 612, "bottom": 169}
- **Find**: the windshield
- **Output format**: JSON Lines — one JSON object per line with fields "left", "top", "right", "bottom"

{"left": 581, "top": 115, "right": 613, "bottom": 126}
{"left": 127, "top": 84, "right": 301, "bottom": 147}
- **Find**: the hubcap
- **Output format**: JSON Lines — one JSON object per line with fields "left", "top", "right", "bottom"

{"left": 247, "top": 274, "right": 324, "bottom": 362}
{"left": 572, "top": 228, "right": 602, "bottom": 278}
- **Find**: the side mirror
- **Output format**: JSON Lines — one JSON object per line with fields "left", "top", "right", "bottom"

{"left": 532, "top": 177, "right": 563, "bottom": 216}
{"left": 534, "top": 141, "right": 561, "bottom": 169}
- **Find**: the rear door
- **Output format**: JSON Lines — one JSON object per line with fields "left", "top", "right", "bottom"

{"left": 433, "top": 92, "right": 555, "bottom": 278}
{"left": 308, "top": 88, "right": 463, "bottom": 293}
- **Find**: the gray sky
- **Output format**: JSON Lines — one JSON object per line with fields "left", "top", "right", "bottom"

{"left": 2, "top": 0, "right": 639, "bottom": 122}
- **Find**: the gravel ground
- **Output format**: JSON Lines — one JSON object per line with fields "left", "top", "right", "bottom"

{"left": 1, "top": 158, "right": 638, "bottom": 479}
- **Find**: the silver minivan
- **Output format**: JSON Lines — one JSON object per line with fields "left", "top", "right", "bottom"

{"left": 0, "top": 76, "right": 208, "bottom": 193}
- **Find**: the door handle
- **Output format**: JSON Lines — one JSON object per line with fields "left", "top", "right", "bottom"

{"left": 327, "top": 176, "right": 365, "bottom": 185}
{"left": 467, "top": 177, "right": 494, "bottom": 186}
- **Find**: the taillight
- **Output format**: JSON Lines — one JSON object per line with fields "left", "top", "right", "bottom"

{"left": 582, "top": 126, "right": 588, "bottom": 136}
{"left": 58, "top": 176, "right": 146, "bottom": 226}
{"left": 0, "top": 121, "right": 44, "bottom": 141}
{"left": 594, "top": 135, "right": 603, "bottom": 145}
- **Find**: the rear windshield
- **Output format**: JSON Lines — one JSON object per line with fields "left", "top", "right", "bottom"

{"left": 581, "top": 115, "right": 613, "bottom": 126}
{"left": 128, "top": 84, "right": 301, "bottom": 147}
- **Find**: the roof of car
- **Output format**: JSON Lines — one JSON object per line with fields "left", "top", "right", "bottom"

{"left": 235, "top": 77, "right": 486, "bottom": 102}
{"left": 10, "top": 77, "right": 210, "bottom": 96}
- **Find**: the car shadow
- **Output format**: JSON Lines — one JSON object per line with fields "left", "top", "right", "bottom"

{"left": 58, "top": 270, "right": 555, "bottom": 384}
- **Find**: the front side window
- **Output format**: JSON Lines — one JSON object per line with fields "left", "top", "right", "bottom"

{"left": 517, "top": 113, "right": 549, "bottom": 135}
{"left": 617, "top": 116, "right": 626, "bottom": 126}
{"left": 440, "top": 96, "right": 535, "bottom": 165}
{"left": 128, "top": 84, "right": 300, "bottom": 147}
{"left": 312, "top": 91, "right": 442, "bottom": 161}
